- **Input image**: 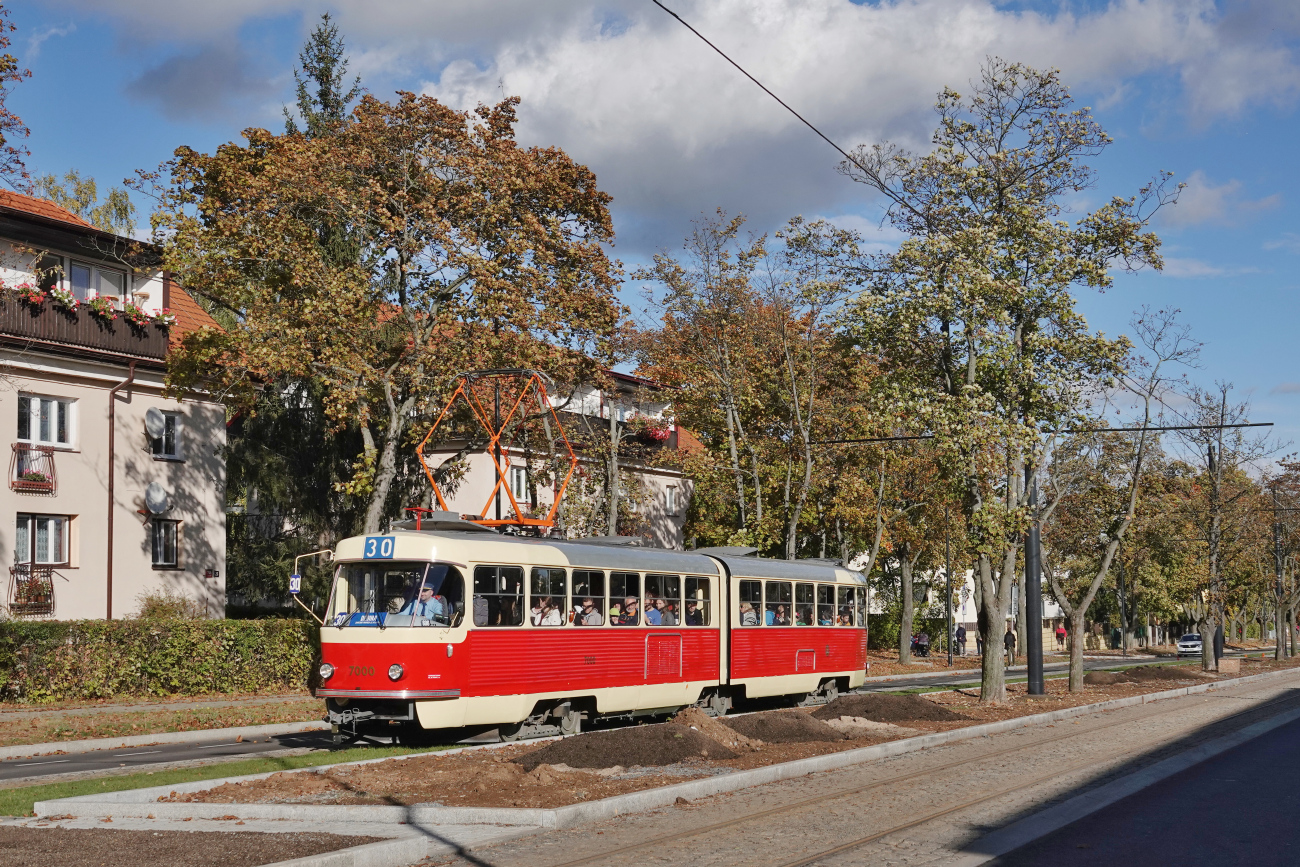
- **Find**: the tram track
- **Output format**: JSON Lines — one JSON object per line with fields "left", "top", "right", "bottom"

{"left": 537, "top": 684, "right": 1300, "bottom": 867}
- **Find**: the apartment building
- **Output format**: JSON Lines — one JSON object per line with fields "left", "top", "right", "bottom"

{"left": 0, "top": 191, "right": 226, "bottom": 620}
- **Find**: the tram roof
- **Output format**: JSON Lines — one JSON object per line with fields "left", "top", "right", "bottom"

{"left": 333, "top": 530, "right": 864, "bottom": 582}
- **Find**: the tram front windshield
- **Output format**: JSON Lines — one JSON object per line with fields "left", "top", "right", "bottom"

{"left": 335, "top": 561, "right": 463, "bottom": 625}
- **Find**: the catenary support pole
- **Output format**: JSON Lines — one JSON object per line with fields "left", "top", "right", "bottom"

{"left": 945, "top": 504, "right": 953, "bottom": 666}
{"left": 1025, "top": 467, "right": 1045, "bottom": 695}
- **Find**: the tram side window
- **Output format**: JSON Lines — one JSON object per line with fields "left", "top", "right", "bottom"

{"left": 855, "top": 586, "right": 866, "bottom": 626}
{"left": 472, "top": 565, "right": 524, "bottom": 627}
{"left": 795, "top": 583, "right": 815, "bottom": 626}
{"left": 572, "top": 570, "right": 606, "bottom": 626}
{"left": 610, "top": 571, "right": 641, "bottom": 625}
{"left": 765, "top": 581, "right": 792, "bottom": 625}
{"left": 684, "top": 576, "right": 710, "bottom": 626}
{"left": 837, "top": 586, "right": 856, "bottom": 626}
{"left": 738, "top": 580, "right": 762, "bottom": 626}
{"left": 817, "top": 585, "right": 835, "bottom": 625}
{"left": 529, "top": 567, "right": 567, "bottom": 627}
{"left": 645, "top": 573, "right": 681, "bottom": 626}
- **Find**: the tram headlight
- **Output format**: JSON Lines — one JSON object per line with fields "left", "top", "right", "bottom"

{"left": 319, "top": 663, "right": 334, "bottom": 680}
{"left": 388, "top": 663, "right": 404, "bottom": 681}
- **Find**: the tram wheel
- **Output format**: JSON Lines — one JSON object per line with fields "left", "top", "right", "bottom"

{"left": 559, "top": 711, "right": 582, "bottom": 737}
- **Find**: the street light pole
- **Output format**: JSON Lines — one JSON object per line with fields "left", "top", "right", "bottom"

{"left": 1025, "top": 466, "right": 1045, "bottom": 695}
{"left": 1274, "top": 488, "right": 1288, "bottom": 661}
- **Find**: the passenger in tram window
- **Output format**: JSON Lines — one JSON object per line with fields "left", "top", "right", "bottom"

{"left": 740, "top": 602, "right": 759, "bottom": 626}
{"left": 529, "top": 597, "right": 544, "bottom": 625}
{"left": 645, "top": 595, "right": 662, "bottom": 626}
{"left": 473, "top": 594, "right": 489, "bottom": 626}
{"left": 765, "top": 581, "right": 793, "bottom": 626}
{"left": 685, "top": 600, "right": 704, "bottom": 626}
{"left": 537, "top": 596, "right": 562, "bottom": 626}
{"left": 617, "top": 597, "right": 640, "bottom": 625}
{"left": 795, "top": 607, "right": 812, "bottom": 626}
{"left": 817, "top": 584, "right": 836, "bottom": 625}
{"left": 579, "top": 597, "right": 604, "bottom": 626}
{"left": 661, "top": 601, "right": 678, "bottom": 626}
{"left": 610, "top": 601, "right": 622, "bottom": 621}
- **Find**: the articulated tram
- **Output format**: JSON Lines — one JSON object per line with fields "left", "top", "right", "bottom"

{"left": 317, "top": 516, "right": 867, "bottom": 741}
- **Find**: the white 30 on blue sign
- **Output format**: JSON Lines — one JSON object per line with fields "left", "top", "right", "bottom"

{"left": 363, "top": 536, "right": 396, "bottom": 559}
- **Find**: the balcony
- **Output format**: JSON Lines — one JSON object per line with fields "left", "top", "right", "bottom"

{"left": 0, "top": 298, "right": 167, "bottom": 361}
{"left": 10, "top": 444, "right": 56, "bottom": 494}
{"left": 8, "top": 564, "right": 54, "bottom": 617}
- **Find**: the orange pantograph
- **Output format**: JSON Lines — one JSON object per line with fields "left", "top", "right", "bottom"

{"left": 416, "top": 370, "right": 578, "bottom": 529}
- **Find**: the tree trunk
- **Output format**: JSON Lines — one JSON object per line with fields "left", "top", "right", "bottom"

{"left": 899, "top": 552, "right": 914, "bottom": 664}
{"left": 1200, "top": 613, "right": 1216, "bottom": 672}
{"left": 976, "top": 555, "right": 1008, "bottom": 703}
{"left": 363, "top": 428, "right": 403, "bottom": 534}
{"left": 1291, "top": 607, "right": 1298, "bottom": 657}
{"left": 1068, "top": 610, "right": 1087, "bottom": 692}
{"left": 1277, "top": 601, "right": 1288, "bottom": 660}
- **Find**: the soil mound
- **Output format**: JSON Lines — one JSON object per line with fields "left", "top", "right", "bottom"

{"left": 721, "top": 710, "right": 846, "bottom": 743}
{"left": 1083, "top": 670, "right": 1132, "bottom": 685}
{"left": 1119, "top": 664, "right": 1205, "bottom": 682}
{"left": 669, "top": 707, "right": 762, "bottom": 750}
{"left": 821, "top": 716, "right": 922, "bottom": 739}
{"left": 811, "top": 693, "right": 969, "bottom": 723}
{"left": 516, "top": 724, "right": 736, "bottom": 771}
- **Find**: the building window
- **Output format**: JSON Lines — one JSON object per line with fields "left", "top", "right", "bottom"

{"left": 152, "top": 520, "right": 179, "bottom": 568}
{"left": 151, "top": 413, "right": 181, "bottom": 459}
{"left": 17, "top": 395, "right": 73, "bottom": 448}
{"left": 68, "top": 260, "right": 127, "bottom": 304}
{"left": 510, "top": 466, "right": 528, "bottom": 502}
{"left": 666, "top": 485, "right": 679, "bottom": 516}
{"left": 36, "top": 252, "right": 62, "bottom": 292}
{"left": 15, "top": 514, "right": 69, "bottom": 565}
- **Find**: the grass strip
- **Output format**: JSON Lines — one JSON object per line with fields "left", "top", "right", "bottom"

{"left": 0, "top": 743, "right": 451, "bottom": 817}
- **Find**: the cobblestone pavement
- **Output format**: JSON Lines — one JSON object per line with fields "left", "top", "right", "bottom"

{"left": 426, "top": 671, "right": 1300, "bottom": 867}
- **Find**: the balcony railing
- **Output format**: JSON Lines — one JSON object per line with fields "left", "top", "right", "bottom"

{"left": 0, "top": 299, "right": 167, "bottom": 360}
{"left": 10, "top": 443, "right": 56, "bottom": 494}
{"left": 8, "top": 564, "right": 54, "bottom": 617}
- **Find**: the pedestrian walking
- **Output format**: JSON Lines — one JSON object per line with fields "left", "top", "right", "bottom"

{"left": 1004, "top": 625, "right": 1017, "bottom": 665}
{"left": 955, "top": 624, "right": 967, "bottom": 657}
{"left": 1055, "top": 623, "right": 1066, "bottom": 650}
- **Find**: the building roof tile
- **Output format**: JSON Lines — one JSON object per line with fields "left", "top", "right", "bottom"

{"left": 166, "top": 278, "right": 221, "bottom": 346}
{"left": 0, "top": 189, "right": 95, "bottom": 229}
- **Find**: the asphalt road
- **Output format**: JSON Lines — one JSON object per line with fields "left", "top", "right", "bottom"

{"left": 0, "top": 729, "right": 340, "bottom": 783}
{"left": 0, "top": 654, "right": 1240, "bottom": 784}
{"left": 988, "top": 710, "right": 1300, "bottom": 865}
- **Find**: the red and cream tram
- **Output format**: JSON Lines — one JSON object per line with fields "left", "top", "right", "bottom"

{"left": 317, "top": 515, "right": 867, "bottom": 740}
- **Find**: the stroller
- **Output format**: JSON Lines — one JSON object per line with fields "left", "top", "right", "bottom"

{"left": 910, "top": 632, "right": 931, "bottom": 658}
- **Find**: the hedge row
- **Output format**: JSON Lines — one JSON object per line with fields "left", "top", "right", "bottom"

{"left": 0, "top": 619, "right": 318, "bottom": 703}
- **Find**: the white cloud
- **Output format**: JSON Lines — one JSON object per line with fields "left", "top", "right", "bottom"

{"left": 1264, "top": 232, "right": 1300, "bottom": 253}
{"left": 1160, "top": 256, "right": 1259, "bottom": 278}
{"left": 1161, "top": 169, "right": 1282, "bottom": 227}
{"left": 43, "top": 0, "right": 1300, "bottom": 249}
{"left": 1271, "top": 382, "right": 1300, "bottom": 395}
{"left": 26, "top": 23, "right": 76, "bottom": 60}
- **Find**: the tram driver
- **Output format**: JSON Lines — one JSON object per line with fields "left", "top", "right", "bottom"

{"left": 401, "top": 584, "right": 446, "bottom": 621}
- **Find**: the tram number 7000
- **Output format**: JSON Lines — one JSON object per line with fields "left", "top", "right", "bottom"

{"left": 348, "top": 666, "right": 376, "bottom": 677}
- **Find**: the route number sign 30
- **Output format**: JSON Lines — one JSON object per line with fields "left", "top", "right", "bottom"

{"left": 363, "top": 536, "right": 395, "bottom": 559}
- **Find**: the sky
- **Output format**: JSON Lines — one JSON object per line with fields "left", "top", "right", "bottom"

{"left": 8, "top": 0, "right": 1300, "bottom": 453}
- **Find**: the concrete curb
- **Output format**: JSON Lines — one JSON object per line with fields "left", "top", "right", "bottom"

{"left": 262, "top": 835, "right": 427, "bottom": 867}
{"left": 36, "top": 665, "right": 1300, "bottom": 829}
{"left": 0, "top": 720, "right": 330, "bottom": 762}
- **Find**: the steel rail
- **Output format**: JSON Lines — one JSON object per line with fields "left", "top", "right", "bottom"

{"left": 541, "top": 684, "right": 1300, "bottom": 867}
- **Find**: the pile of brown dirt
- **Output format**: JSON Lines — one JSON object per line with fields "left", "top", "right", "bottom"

{"left": 821, "top": 716, "right": 922, "bottom": 739}
{"left": 669, "top": 706, "right": 762, "bottom": 750}
{"left": 812, "top": 693, "right": 970, "bottom": 723}
{"left": 516, "top": 724, "right": 736, "bottom": 771}
{"left": 1083, "top": 670, "right": 1132, "bottom": 685}
{"left": 1120, "top": 664, "right": 1208, "bottom": 682}
{"left": 721, "top": 710, "right": 846, "bottom": 743}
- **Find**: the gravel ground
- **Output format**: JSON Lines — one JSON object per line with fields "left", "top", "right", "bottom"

{"left": 419, "top": 669, "right": 1300, "bottom": 867}
{"left": 0, "top": 826, "right": 379, "bottom": 867}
